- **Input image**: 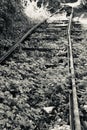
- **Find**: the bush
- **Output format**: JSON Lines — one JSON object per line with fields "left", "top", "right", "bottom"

{"left": 0, "top": 0, "right": 29, "bottom": 40}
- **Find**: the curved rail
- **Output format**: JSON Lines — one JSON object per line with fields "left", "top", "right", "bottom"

{"left": 68, "top": 8, "right": 81, "bottom": 130}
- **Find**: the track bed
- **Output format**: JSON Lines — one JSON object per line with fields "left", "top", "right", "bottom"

{"left": 0, "top": 12, "right": 87, "bottom": 130}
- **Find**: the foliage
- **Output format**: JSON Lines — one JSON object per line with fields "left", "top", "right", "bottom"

{"left": 0, "top": 0, "right": 29, "bottom": 40}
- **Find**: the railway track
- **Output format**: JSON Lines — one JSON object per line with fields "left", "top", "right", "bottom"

{"left": 68, "top": 8, "right": 81, "bottom": 130}
{"left": 0, "top": 8, "right": 87, "bottom": 130}
{"left": 68, "top": 9, "right": 87, "bottom": 130}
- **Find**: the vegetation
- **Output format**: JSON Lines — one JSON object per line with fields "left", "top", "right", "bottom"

{"left": 0, "top": 0, "right": 29, "bottom": 40}
{"left": 0, "top": 1, "right": 87, "bottom": 130}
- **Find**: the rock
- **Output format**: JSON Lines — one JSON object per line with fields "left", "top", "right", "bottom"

{"left": 43, "top": 106, "right": 54, "bottom": 113}
{"left": 83, "top": 105, "right": 87, "bottom": 112}
{"left": 50, "top": 125, "right": 71, "bottom": 130}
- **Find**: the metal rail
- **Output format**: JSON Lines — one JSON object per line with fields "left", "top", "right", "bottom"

{"left": 0, "top": 20, "right": 46, "bottom": 64}
{"left": 68, "top": 8, "right": 81, "bottom": 130}
{"left": 0, "top": 7, "right": 63, "bottom": 64}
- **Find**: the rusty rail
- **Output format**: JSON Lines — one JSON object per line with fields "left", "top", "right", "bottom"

{"left": 0, "top": 20, "right": 46, "bottom": 64}
{"left": 68, "top": 8, "right": 81, "bottom": 130}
